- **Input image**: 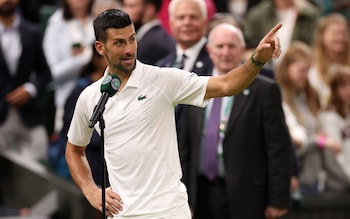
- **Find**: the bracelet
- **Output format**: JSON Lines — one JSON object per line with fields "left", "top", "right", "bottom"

{"left": 250, "top": 52, "right": 265, "bottom": 67}
{"left": 317, "top": 135, "right": 326, "bottom": 149}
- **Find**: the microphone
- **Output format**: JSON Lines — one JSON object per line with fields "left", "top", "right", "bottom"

{"left": 89, "top": 74, "right": 121, "bottom": 128}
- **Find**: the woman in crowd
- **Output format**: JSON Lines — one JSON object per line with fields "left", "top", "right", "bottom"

{"left": 308, "top": 13, "right": 350, "bottom": 108}
{"left": 275, "top": 41, "right": 341, "bottom": 194}
{"left": 318, "top": 65, "right": 350, "bottom": 192}
{"left": 43, "top": 0, "right": 95, "bottom": 134}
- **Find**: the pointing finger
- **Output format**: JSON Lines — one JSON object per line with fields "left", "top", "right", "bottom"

{"left": 265, "top": 23, "right": 283, "bottom": 38}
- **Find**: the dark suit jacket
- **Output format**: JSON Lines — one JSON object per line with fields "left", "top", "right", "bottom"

{"left": 155, "top": 43, "right": 212, "bottom": 76}
{"left": 137, "top": 23, "right": 175, "bottom": 65}
{"left": 177, "top": 75, "right": 292, "bottom": 219}
{"left": 0, "top": 17, "right": 52, "bottom": 127}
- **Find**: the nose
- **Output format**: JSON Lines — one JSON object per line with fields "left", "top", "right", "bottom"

{"left": 219, "top": 46, "right": 231, "bottom": 56}
{"left": 124, "top": 41, "right": 135, "bottom": 54}
{"left": 182, "top": 16, "right": 192, "bottom": 25}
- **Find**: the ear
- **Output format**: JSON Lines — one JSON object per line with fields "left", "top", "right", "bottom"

{"left": 95, "top": 41, "right": 105, "bottom": 56}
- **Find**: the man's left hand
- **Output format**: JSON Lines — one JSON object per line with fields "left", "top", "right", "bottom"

{"left": 254, "top": 23, "right": 282, "bottom": 63}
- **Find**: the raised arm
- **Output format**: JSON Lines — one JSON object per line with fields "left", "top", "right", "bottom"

{"left": 205, "top": 23, "right": 282, "bottom": 99}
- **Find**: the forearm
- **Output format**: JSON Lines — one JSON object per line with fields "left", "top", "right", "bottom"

{"left": 65, "top": 141, "right": 100, "bottom": 197}
{"left": 205, "top": 57, "right": 263, "bottom": 99}
{"left": 225, "top": 57, "right": 264, "bottom": 95}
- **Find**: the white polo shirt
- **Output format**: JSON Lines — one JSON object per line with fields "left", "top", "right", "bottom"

{"left": 67, "top": 61, "right": 209, "bottom": 218}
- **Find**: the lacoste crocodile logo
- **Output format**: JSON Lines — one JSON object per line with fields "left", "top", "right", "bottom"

{"left": 138, "top": 95, "right": 147, "bottom": 101}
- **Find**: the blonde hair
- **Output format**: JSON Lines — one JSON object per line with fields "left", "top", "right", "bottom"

{"left": 312, "top": 13, "right": 350, "bottom": 85}
{"left": 276, "top": 41, "right": 320, "bottom": 125}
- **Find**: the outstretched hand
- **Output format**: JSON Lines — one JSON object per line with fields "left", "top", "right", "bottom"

{"left": 253, "top": 23, "right": 282, "bottom": 64}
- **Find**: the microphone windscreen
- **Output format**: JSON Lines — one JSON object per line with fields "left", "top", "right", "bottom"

{"left": 100, "top": 74, "right": 121, "bottom": 97}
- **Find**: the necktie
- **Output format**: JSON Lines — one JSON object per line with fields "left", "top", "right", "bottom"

{"left": 175, "top": 54, "right": 187, "bottom": 69}
{"left": 203, "top": 98, "right": 222, "bottom": 180}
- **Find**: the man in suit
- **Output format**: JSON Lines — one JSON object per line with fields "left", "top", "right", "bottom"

{"left": 122, "top": 0, "right": 175, "bottom": 65}
{"left": 156, "top": 0, "right": 212, "bottom": 76}
{"left": 177, "top": 22, "right": 291, "bottom": 219}
{"left": 0, "top": 0, "right": 52, "bottom": 161}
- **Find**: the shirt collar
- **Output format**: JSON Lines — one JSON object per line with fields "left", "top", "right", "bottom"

{"left": 176, "top": 37, "right": 206, "bottom": 60}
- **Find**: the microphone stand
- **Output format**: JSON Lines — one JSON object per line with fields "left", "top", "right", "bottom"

{"left": 98, "top": 115, "right": 107, "bottom": 219}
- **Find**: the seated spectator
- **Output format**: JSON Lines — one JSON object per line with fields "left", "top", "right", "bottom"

{"left": 318, "top": 65, "right": 350, "bottom": 192}
{"left": 308, "top": 13, "right": 350, "bottom": 108}
{"left": 43, "top": 0, "right": 95, "bottom": 135}
{"left": 275, "top": 41, "right": 341, "bottom": 194}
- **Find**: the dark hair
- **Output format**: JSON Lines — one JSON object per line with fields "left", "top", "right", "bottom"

{"left": 328, "top": 65, "right": 350, "bottom": 118}
{"left": 144, "top": 0, "right": 163, "bottom": 13}
{"left": 93, "top": 9, "right": 132, "bottom": 42}
{"left": 62, "top": 0, "right": 95, "bottom": 20}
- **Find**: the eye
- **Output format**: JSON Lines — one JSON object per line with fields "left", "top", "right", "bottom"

{"left": 129, "top": 36, "right": 136, "bottom": 43}
{"left": 115, "top": 40, "right": 125, "bottom": 47}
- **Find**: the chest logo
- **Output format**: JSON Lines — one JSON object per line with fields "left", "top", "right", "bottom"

{"left": 138, "top": 95, "right": 147, "bottom": 101}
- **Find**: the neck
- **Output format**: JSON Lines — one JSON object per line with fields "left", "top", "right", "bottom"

{"left": 0, "top": 15, "right": 15, "bottom": 28}
{"left": 326, "top": 51, "right": 346, "bottom": 63}
{"left": 274, "top": 0, "right": 294, "bottom": 10}
{"left": 73, "top": 10, "right": 88, "bottom": 21}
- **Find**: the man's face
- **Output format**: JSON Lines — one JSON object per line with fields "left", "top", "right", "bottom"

{"left": 0, "top": 0, "right": 18, "bottom": 17}
{"left": 207, "top": 27, "right": 245, "bottom": 74}
{"left": 96, "top": 25, "right": 137, "bottom": 75}
{"left": 66, "top": 0, "right": 91, "bottom": 12}
{"left": 170, "top": 1, "right": 207, "bottom": 49}
{"left": 122, "top": 0, "right": 144, "bottom": 28}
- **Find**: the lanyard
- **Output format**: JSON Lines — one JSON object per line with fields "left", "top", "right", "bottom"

{"left": 217, "top": 96, "right": 234, "bottom": 157}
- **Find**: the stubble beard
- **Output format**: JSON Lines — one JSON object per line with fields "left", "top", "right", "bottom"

{"left": 0, "top": 2, "right": 17, "bottom": 17}
{"left": 113, "top": 59, "right": 136, "bottom": 75}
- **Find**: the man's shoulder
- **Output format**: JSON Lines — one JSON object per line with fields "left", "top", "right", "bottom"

{"left": 155, "top": 51, "right": 176, "bottom": 67}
